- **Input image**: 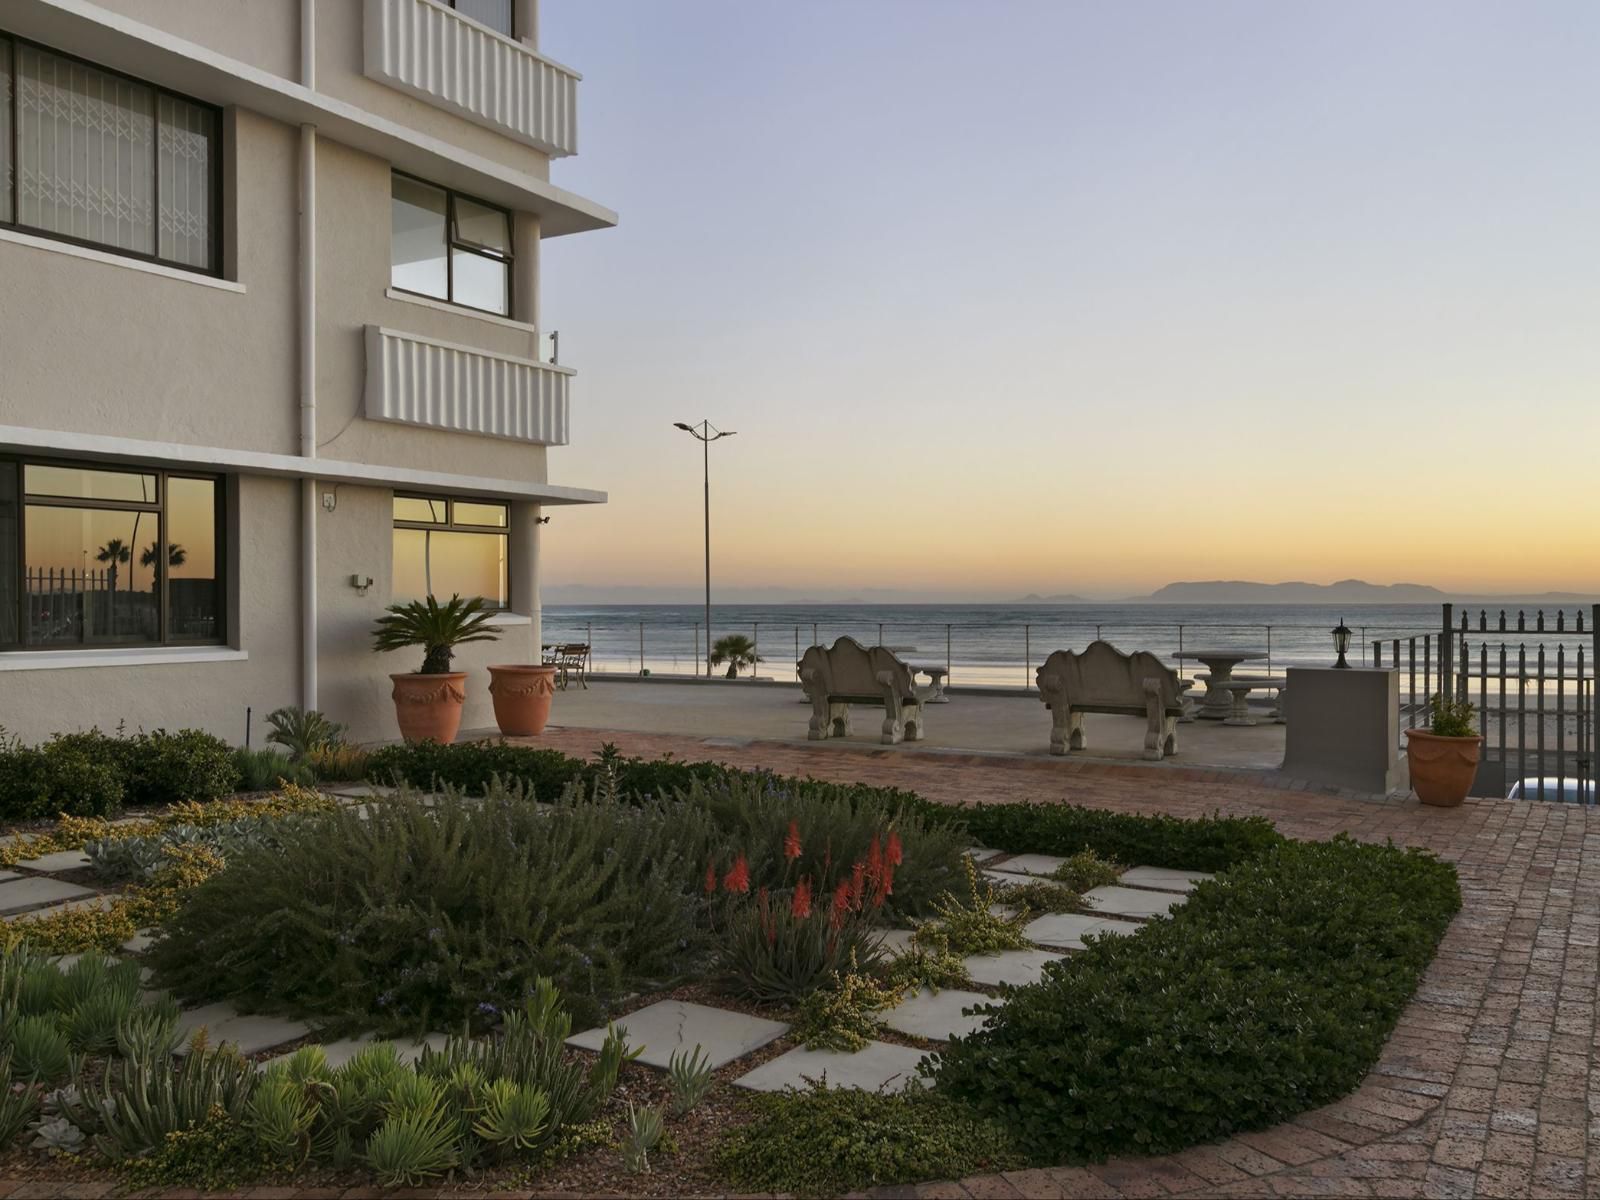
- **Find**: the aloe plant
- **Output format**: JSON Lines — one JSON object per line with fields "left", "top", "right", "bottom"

{"left": 371, "top": 595, "right": 500, "bottom": 675}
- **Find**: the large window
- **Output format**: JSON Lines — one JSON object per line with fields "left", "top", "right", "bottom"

{"left": 393, "top": 495, "right": 508, "bottom": 609}
{"left": 0, "top": 461, "right": 225, "bottom": 649}
{"left": 0, "top": 35, "right": 221, "bottom": 274}
{"left": 446, "top": 0, "right": 514, "bottom": 38}
{"left": 390, "top": 174, "right": 512, "bottom": 316}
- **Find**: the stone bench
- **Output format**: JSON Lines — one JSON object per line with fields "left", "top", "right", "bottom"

{"left": 1036, "top": 641, "right": 1189, "bottom": 761}
{"left": 799, "top": 637, "right": 927, "bottom": 744}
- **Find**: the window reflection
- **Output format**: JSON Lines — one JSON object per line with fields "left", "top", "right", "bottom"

{"left": 24, "top": 465, "right": 157, "bottom": 503}
{"left": 393, "top": 529, "right": 507, "bottom": 608}
{"left": 450, "top": 0, "right": 513, "bottom": 37}
{"left": 390, "top": 176, "right": 449, "bottom": 300}
{"left": 166, "top": 477, "right": 218, "bottom": 640}
{"left": 24, "top": 506, "right": 158, "bottom": 645}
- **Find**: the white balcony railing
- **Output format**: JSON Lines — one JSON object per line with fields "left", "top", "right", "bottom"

{"left": 364, "top": 326, "right": 573, "bottom": 444}
{"left": 363, "top": 0, "right": 580, "bottom": 158}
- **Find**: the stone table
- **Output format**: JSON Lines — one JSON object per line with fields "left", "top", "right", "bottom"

{"left": 1174, "top": 649, "right": 1268, "bottom": 720}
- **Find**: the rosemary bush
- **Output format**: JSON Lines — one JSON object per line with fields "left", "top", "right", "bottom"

{"left": 147, "top": 782, "right": 718, "bottom": 1031}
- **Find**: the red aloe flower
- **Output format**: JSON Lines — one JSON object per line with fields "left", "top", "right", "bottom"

{"left": 866, "top": 834, "right": 884, "bottom": 886}
{"left": 850, "top": 860, "right": 866, "bottom": 911}
{"left": 886, "top": 829, "right": 903, "bottom": 867}
{"left": 723, "top": 854, "right": 750, "bottom": 894}
{"left": 873, "top": 861, "right": 894, "bottom": 909}
{"left": 791, "top": 876, "right": 813, "bottom": 919}
{"left": 703, "top": 860, "right": 718, "bottom": 895}
{"left": 783, "top": 821, "right": 802, "bottom": 860}
{"left": 830, "top": 880, "right": 851, "bottom": 929}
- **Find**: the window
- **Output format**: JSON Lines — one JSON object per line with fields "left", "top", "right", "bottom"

{"left": 446, "top": 0, "right": 514, "bottom": 38}
{"left": 390, "top": 174, "right": 512, "bottom": 316}
{"left": 0, "top": 460, "right": 225, "bottom": 649}
{"left": 0, "top": 35, "right": 221, "bottom": 273}
{"left": 392, "top": 495, "right": 508, "bottom": 609}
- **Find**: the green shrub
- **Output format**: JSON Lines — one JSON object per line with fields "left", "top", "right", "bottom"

{"left": 116, "top": 1104, "right": 284, "bottom": 1189}
{"left": 148, "top": 784, "right": 717, "bottom": 1032}
{"left": 933, "top": 835, "right": 1461, "bottom": 1163}
{"left": 716, "top": 1083, "right": 1021, "bottom": 1196}
{"left": 1049, "top": 849, "right": 1122, "bottom": 891}
{"left": 365, "top": 739, "right": 585, "bottom": 799}
{"left": 954, "top": 802, "right": 1283, "bottom": 872}
{"left": 1427, "top": 693, "right": 1476, "bottom": 738}
{"left": 793, "top": 967, "right": 899, "bottom": 1051}
{"left": 912, "top": 858, "right": 1029, "bottom": 956}
{"left": 305, "top": 743, "right": 371, "bottom": 782}
{"left": 231, "top": 748, "right": 314, "bottom": 793}
{"left": 122, "top": 729, "right": 240, "bottom": 806}
{"left": 264, "top": 706, "right": 348, "bottom": 761}
{"left": 994, "top": 877, "right": 1083, "bottom": 914}
{"left": 0, "top": 730, "right": 125, "bottom": 820}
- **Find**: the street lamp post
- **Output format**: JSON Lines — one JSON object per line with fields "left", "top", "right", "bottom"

{"left": 673, "top": 420, "right": 736, "bottom": 678}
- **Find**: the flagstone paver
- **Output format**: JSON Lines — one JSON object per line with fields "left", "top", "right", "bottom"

{"left": 260, "top": 1032, "right": 449, "bottom": 1072}
{"left": 174, "top": 1002, "right": 313, "bottom": 1055}
{"left": 961, "top": 947, "right": 1066, "bottom": 988}
{"left": 881, "top": 987, "right": 997, "bottom": 1041}
{"left": 734, "top": 1039, "right": 929, "bottom": 1093}
{"left": 0, "top": 876, "right": 96, "bottom": 916}
{"left": 1082, "top": 883, "right": 1189, "bottom": 919}
{"left": 1120, "top": 865, "right": 1215, "bottom": 892}
{"left": 984, "top": 852, "right": 1067, "bottom": 878}
{"left": 6, "top": 893, "right": 116, "bottom": 923}
{"left": 1022, "top": 911, "right": 1137, "bottom": 950}
{"left": 12, "top": 848, "right": 93, "bottom": 873}
{"left": 568, "top": 999, "right": 788, "bottom": 1070}
{"left": 967, "top": 847, "right": 1005, "bottom": 863}
{"left": 879, "top": 928, "right": 917, "bottom": 954}
{"left": 0, "top": 871, "right": 20, "bottom": 884}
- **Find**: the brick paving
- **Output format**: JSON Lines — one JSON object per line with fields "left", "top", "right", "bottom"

{"left": 526, "top": 726, "right": 1599, "bottom": 1199}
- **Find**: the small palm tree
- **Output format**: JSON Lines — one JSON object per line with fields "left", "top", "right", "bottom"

{"left": 96, "top": 537, "right": 130, "bottom": 591}
{"left": 710, "top": 633, "right": 762, "bottom": 679}
{"left": 140, "top": 541, "right": 188, "bottom": 570}
{"left": 372, "top": 594, "right": 500, "bottom": 675}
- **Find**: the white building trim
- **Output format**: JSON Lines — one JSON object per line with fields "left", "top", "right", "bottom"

{"left": 0, "top": 647, "right": 250, "bottom": 672}
{"left": 0, "top": 228, "right": 248, "bottom": 292}
{"left": 0, "top": 425, "right": 606, "bottom": 505}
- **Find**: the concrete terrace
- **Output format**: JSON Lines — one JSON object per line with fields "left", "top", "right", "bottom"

{"left": 484, "top": 675, "right": 1312, "bottom": 776}
{"left": 501, "top": 723, "right": 1597, "bottom": 1200}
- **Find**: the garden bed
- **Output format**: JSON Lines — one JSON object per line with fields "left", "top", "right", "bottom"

{"left": 0, "top": 739, "right": 1460, "bottom": 1195}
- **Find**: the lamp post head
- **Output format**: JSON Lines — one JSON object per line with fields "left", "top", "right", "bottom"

{"left": 673, "top": 422, "right": 694, "bottom": 432}
{"left": 1331, "top": 618, "right": 1353, "bottom": 669}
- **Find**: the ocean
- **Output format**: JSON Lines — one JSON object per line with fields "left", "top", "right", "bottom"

{"left": 535, "top": 602, "right": 1593, "bottom": 688}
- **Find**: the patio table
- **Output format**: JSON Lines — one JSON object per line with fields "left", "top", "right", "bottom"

{"left": 1173, "top": 649, "right": 1268, "bottom": 721}
{"left": 909, "top": 663, "right": 950, "bottom": 703}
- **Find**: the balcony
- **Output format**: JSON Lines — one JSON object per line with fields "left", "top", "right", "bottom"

{"left": 363, "top": 0, "right": 580, "bottom": 158}
{"left": 364, "top": 326, "right": 573, "bottom": 444}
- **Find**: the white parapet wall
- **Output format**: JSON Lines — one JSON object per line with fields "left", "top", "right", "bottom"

{"left": 363, "top": 325, "right": 573, "bottom": 444}
{"left": 362, "top": 0, "right": 580, "bottom": 157}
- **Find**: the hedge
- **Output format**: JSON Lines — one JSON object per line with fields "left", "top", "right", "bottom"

{"left": 0, "top": 728, "right": 238, "bottom": 822}
{"left": 931, "top": 833, "right": 1461, "bottom": 1162}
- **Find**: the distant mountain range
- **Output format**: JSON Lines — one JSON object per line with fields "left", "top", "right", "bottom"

{"left": 1015, "top": 592, "right": 1092, "bottom": 604}
{"left": 1124, "top": 579, "right": 1594, "bottom": 605}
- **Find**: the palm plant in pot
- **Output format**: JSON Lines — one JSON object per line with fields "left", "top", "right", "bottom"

{"left": 1405, "top": 692, "right": 1482, "bottom": 807}
{"left": 372, "top": 594, "right": 500, "bottom": 743}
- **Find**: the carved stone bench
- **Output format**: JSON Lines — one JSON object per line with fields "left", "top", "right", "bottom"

{"left": 1036, "top": 641, "right": 1189, "bottom": 761}
{"left": 798, "top": 637, "right": 927, "bottom": 745}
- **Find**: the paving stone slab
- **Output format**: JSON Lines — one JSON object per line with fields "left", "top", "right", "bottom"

{"left": 0, "top": 876, "right": 96, "bottom": 916}
{"left": 328, "top": 783, "right": 398, "bottom": 799}
{"left": 260, "top": 1032, "right": 449, "bottom": 1072}
{"left": 878, "top": 928, "right": 917, "bottom": 954}
{"left": 567, "top": 1000, "right": 788, "bottom": 1070}
{"left": 880, "top": 988, "right": 996, "bottom": 1042}
{"left": 175, "top": 1002, "right": 312, "bottom": 1056}
{"left": 121, "top": 930, "right": 155, "bottom": 954}
{"left": 734, "top": 1040, "right": 929, "bottom": 1093}
{"left": 966, "top": 847, "right": 1004, "bottom": 864}
{"left": 1022, "top": 912, "right": 1136, "bottom": 950}
{"left": 0, "top": 871, "right": 20, "bottom": 884}
{"left": 12, "top": 849, "right": 93, "bottom": 873}
{"left": 1082, "top": 885, "right": 1188, "bottom": 920}
{"left": 1119, "top": 865, "right": 1215, "bottom": 892}
{"left": 961, "top": 948, "right": 1066, "bottom": 988}
{"left": 6, "top": 893, "right": 116, "bottom": 923}
{"left": 984, "top": 853, "right": 1066, "bottom": 878}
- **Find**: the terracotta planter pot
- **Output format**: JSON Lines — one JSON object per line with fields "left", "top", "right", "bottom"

{"left": 1405, "top": 728, "right": 1483, "bottom": 807}
{"left": 390, "top": 672, "right": 468, "bottom": 744}
{"left": 487, "top": 664, "right": 558, "bottom": 736}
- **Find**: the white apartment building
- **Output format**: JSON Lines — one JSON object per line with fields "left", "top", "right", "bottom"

{"left": 0, "top": 0, "right": 613, "bottom": 742}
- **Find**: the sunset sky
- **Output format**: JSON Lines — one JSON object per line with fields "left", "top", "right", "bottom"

{"left": 538, "top": 1, "right": 1600, "bottom": 601}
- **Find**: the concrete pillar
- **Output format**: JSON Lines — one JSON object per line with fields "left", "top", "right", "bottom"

{"left": 509, "top": 500, "right": 542, "bottom": 657}
{"left": 512, "top": 211, "right": 540, "bottom": 357}
{"left": 514, "top": 0, "right": 538, "bottom": 49}
{"left": 1282, "top": 667, "right": 1401, "bottom": 794}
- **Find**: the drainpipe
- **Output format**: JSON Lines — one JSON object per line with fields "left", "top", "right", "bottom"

{"left": 298, "top": 121, "right": 318, "bottom": 711}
